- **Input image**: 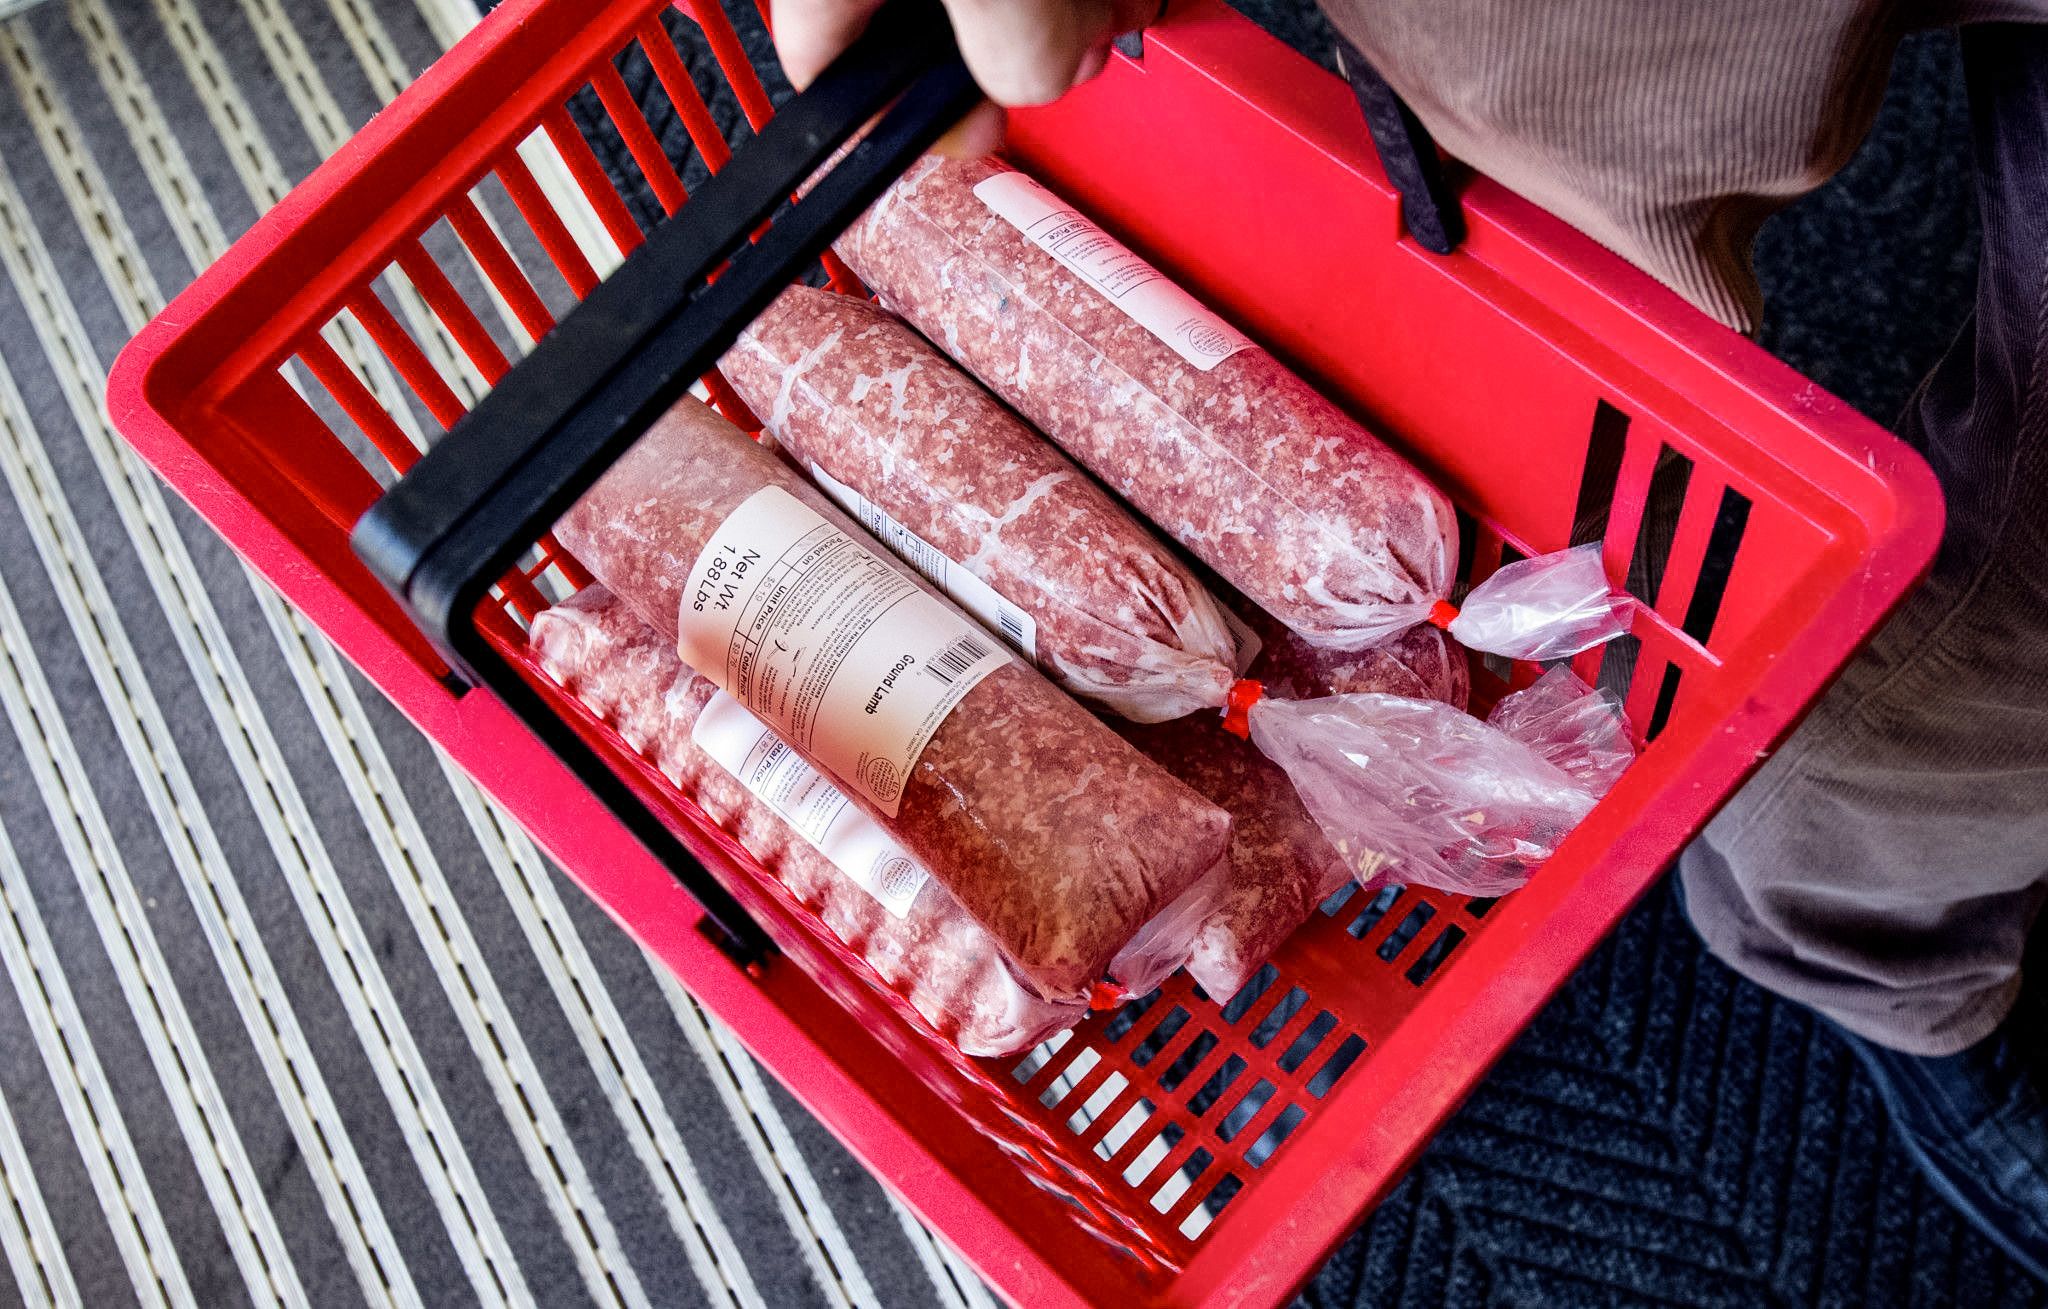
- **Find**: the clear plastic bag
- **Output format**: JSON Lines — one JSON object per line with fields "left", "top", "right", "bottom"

{"left": 1369, "top": 544, "right": 1632, "bottom": 662}
{"left": 836, "top": 155, "right": 1633, "bottom": 667}
{"left": 1487, "top": 666, "right": 1635, "bottom": 793}
{"left": 1106, "top": 855, "right": 1234, "bottom": 998}
{"left": 1242, "top": 669, "right": 1633, "bottom": 898}
{"left": 530, "top": 587, "right": 1085, "bottom": 1056}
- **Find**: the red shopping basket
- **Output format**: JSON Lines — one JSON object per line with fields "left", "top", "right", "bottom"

{"left": 106, "top": 0, "right": 1943, "bottom": 1301}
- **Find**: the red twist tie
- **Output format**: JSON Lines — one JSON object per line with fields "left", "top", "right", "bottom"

{"left": 1221, "top": 678, "right": 1263, "bottom": 739}
{"left": 1426, "top": 598, "right": 1460, "bottom": 630}
{"left": 1088, "top": 979, "right": 1127, "bottom": 1011}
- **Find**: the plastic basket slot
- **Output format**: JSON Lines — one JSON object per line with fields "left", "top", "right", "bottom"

{"left": 344, "top": 288, "right": 468, "bottom": 427}
{"left": 1024, "top": 1028, "right": 1103, "bottom": 1099}
{"left": 1621, "top": 623, "right": 1703, "bottom": 744}
{"left": 294, "top": 335, "right": 417, "bottom": 485}
{"left": 1375, "top": 901, "right": 1436, "bottom": 963}
{"left": 1679, "top": 487, "right": 1754, "bottom": 647}
{"left": 1186, "top": 1053, "right": 1248, "bottom": 1118}
{"left": 1274, "top": 1009, "right": 1337, "bottom": 1075}
{"left": 1404, "top": 923, "right": 1467, "bottom": 986}
{"left": 1066, "top": 1071, "right": 1131, "bottom": 1135}
{"left": 1121, "top": 1120, "right": 1184, "bottom": 1187}
{"left": 637, "top": 15, "right": 734, "bottom": 174}
{"left": 1317, "top": 881, "right": 1358, "bottom": 917}
{"left": 1152, "top": 1146, "right": 1213, "bottom": 1215}
{"left": 1128, "top": 1005, "right": 1191, "bottom": 1068}
{"left": 1093, "top": 1097, "right": 1154, "bottom": 1161}
{"left": 1304, "top": 1034, "right": 1368, "bottom": 1099}
{"left": 1039, "top": 1046, "right": 1104, "bottom": 1108}
{"left": 1570, "top": 399, "right": 1634, "bottom": 548}
{"left": 1156, "top": 1030, "right": 1219, "bottom": 1096}
{"left": 1647, "top": 466, "right": 1744, "bottom": 637}
{"left": 1100, "top": 989, "right": 1163, "bottom": 1043}
{"left": 590, "top": 58, "right": 691, "bottom": 215}
{"left": 678, "top": 0, "right": 775, "bottom": 131}
{"left": 1243, "top": 1103, "right": 1306, "bottom": 1169}
{"left": 1450, "top": 507, "right": 1480, "bottom": 599}
{"left": 496, "top": 147, "right": 603, "bottom": 297}
{"left": 1193, "top": 1173, "right": 1244, "bottom": 1232}
{"left": 1240, "top": 992, "right": 1328, "bottom": 1070}
{"left": 392, "top": 236, "right": 512, "bottom": 384}
{"left": 1215, "top": 1077, "right": 1275, "bottom": 1143}
{"left": 1627, "top": 446, "right": 1695, "bottom": 608}
{"left": 1245, "top": 986, "right": 1310, "bottom": 1048}
{"left": 542, "top": 103, "right": 646, "bottom": 261}
{"left": 1216, "top": 962, "right": 1280, "bottom": 1021}
{"left": 1344, "top": 883, "right": 1405, "bottom": 942}
{"left": 445, "top": 192, "right": 556, "bottom": 347}
{"left": 1175, "top": 1172, "right": 1239, "bottom": 1240}
{"left": 1010, "top": 1028, "right": 1073, "bottom": 1084}
{"left": 1067, "top": 1072, "right": 1144, "bottom": 1153}
{"left": 1169, "top": 1164, "right": 1239, "bottom": 1238}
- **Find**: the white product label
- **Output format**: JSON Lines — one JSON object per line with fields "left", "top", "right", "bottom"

{"left": 808, "top": 461, "right": 1040, "bottom": 662}
{"left": 974, "top": 171, "right": 1255, "bottom": 372}
{"left": 679, "top": 486, "right": 1009, "bottom": 817}
{"left": 1220, "top": 605, "right": 1264, "bottom": 676}
{"left": 693, "top": 692, "right": 930, "bottom": 917}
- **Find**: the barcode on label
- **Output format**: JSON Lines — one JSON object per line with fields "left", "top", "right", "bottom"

{"left": 997, "top": 608, "right": 1028, "bottom": 649}
{"left": 926, "top": 633, "right": 994, "bottom": 686}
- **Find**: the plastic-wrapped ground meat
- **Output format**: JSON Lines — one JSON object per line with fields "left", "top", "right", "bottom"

{"left": 834, "top": 155, "right": 1462, "bottom": 652}
{"left": 553, "top": 397, "right": 1233, "bottom": 1003}
{"left": 530, "top": 587, "right": 1081, "bottom": 1056}
{"left": 1116, "top": 609, "right": 1471, "bottom": 999}
{"left": 719, "top": 284, "right": 1245, "bottom": 722}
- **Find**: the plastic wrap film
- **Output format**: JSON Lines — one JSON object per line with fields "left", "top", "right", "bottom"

{"left": 721, "top": 284, "right": 1245, "bottom": 721}
{"left": 1114, "top": 595, "right": 1471, "bottom": 998}
{"left": 551, "top": 397, "right": 1233, "bottom": 1002}
{"left": 837, "top": 156, "right": 1630, "bottom": 662}
{"left": 530, "top": 588, "right": 1083, "bottom": 1055}
{"left": 1244, "top": 670, "right": 1632, "bottom": 898}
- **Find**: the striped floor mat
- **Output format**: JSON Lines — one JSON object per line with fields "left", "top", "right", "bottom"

{"left": 0, "top": 1, "right": 997, "bottom": 1304}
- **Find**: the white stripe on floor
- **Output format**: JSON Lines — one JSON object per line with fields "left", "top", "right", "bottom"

{"left": 0, "top": 432, "right": 307, "bottom": 1306}
{"left": 0, "top": 163, "right": 307, "bottom": 1309}
{"left": 0, "top": 36, "right": 423, "bottom": 1301}
{"left": 266, "top": 607, "right": 656, "bottom": 1309}
{"left": 0, "top": 806, "right": 194, "bottom": 1309}
{"left": 0, "top": 992, "right": 88, "bottom": 1309}
{"left": 0, "top": 106, "right": 533, "bottom": 1307}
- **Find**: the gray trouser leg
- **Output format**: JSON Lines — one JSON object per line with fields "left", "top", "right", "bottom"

{"left": 1679, "top": 23, "right": 2048, "bottom": 1056}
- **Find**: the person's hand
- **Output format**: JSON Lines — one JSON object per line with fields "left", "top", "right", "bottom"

{"left": 772, "top": 0, "right": 1158, "bottom": 156}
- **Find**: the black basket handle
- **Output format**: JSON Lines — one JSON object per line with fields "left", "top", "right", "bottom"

{"left": 353, "top": 0, "right": 981, "bottom": 968}
{"left": 1332, "top": 35, "right": 1464, "bottom": 255}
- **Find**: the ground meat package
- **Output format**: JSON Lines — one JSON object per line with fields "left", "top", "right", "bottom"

{"left": 716, "top": 270, "right": 1627, "bottom": 911}
{"left": 832, "top": 155, "right": 1631, "bottom": 663}
{"left": 552, "top": 396, "right": 1233, "bottom": 1004}
{"left": 530, "top": 587, "right": 1083, "bottom": 1055}
{"left": 721, "top": 284, "right": 1249, "bottom": 722}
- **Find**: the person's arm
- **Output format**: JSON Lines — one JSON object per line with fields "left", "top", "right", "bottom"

{"left": 771, "top": 0, "right": 1156, "bottom": 154}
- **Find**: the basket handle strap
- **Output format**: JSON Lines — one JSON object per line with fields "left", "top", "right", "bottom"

{"left": 1333, "top": 35, "right": 1465, "bottom": 256}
